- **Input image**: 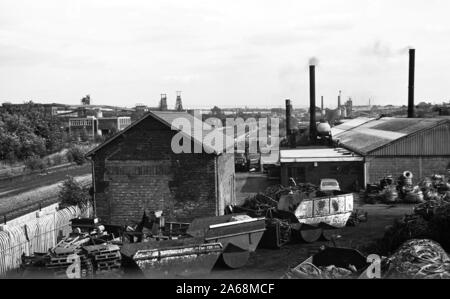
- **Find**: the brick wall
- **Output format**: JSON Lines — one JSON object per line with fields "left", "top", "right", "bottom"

{"left": 91, "top": 115, "right": 231, "bottom": 226}
{"left": 366, "top": 156, "right": 450, "bottom": 184}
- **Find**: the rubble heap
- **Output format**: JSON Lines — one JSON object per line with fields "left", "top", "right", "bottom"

{"left": 239, "top": 183, "right": 320, "bottom": 216}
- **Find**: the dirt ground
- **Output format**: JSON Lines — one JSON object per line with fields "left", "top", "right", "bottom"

{"left": 199, "top": 173, "right": 414, "bottom": 279}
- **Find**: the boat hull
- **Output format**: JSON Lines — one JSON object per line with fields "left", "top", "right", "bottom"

{"left": 294, "top": 193, "right": 354, "bottom": 228}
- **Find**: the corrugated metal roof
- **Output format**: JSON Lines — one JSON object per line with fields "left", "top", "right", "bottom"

{"left": 280, "top": 147, "right": 363, "bottom": 163}
{"left": 333, "top": 117, "right": 450, "bottom": 155}
{"left": 331, "top": 117, "right": 374, "bottom": 136}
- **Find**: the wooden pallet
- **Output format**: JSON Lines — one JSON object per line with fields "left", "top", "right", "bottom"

{"left": 94, "top": 251, "right": 121, "bottom": 261}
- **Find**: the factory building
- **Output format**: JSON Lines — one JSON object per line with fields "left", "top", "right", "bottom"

{"left": 69, "top": 115, "right": 131, "bottom": 140}
{"left": 332, "top": 117, "right": 450, "bottom": 186}
{"left": 86, "top": 111, "right": 236, "bottom": 226}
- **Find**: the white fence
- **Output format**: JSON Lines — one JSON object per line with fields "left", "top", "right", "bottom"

{"left": 0, "top": 204, "right": 91, "bottom": 276}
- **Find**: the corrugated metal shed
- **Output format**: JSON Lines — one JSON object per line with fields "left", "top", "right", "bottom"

{"left": 333, "top": 117, "right": 450, "bottom": 156}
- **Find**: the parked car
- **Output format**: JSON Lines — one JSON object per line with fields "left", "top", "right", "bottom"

{"left": 319, "top": 178, "right": 341, "bottom": 192}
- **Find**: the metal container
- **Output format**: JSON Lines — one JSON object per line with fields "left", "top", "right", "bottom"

{"left": 120, "top": 238, "right": 222, "bottom": 278}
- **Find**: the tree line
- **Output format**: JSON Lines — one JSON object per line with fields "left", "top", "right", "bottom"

{"left": 0, "top": 102, "right": 68, "bottom": 162}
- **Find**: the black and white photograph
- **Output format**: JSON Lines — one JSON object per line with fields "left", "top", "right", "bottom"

{"left": 1, "top": 0, "right": 450, "bottom": 287}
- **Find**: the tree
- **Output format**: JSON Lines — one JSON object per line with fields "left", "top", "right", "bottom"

{"left": 67, "top": 146, "right": 87, "bottom": 165}
{"left": 24, "top": 156, "right": 46, "bottom": 171}
{"left": 58, "top": 176, "right": 90, "bottom": 207}
{"left": 81, "top": 95, "right": 91, "bottom": 105}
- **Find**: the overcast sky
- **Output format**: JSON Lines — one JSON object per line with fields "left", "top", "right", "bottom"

{"left": 1, "top": 0, "right": 450, "bottom": 109}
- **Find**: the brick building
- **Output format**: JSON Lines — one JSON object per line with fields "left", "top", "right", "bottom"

{"left": 86, "top": 111, "right": 236, "bottom": 226}
{"left": 332, "top": 117, "right": 450, "bottom": 185}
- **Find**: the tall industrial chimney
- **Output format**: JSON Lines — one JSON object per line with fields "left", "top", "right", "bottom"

{"left": 321, "top": 96, "right": 324, "bottom": 116}
{"left": 309, "top": 65, "right": 317, "bottom": 140}
{"left": 408, "top": 48, "right": 415, "bottom": 118}
{"left": 285, "top": 99, "right": 294, "bottom": 147}
{"left": 338, "top": 90, "right": 342, "bottom": 109}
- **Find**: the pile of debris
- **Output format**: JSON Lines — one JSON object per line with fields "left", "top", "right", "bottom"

{"left": 419, "top": 174, "right": 450, "bottom": 202}
{"left": 282, "top": 247, "right": 369, "bottom": 279}
{"left": 284, "top": 262, "right": 357, "bottom": 279}
{"left": 21, "top": 218, "right": 123, "bottom": 279}
{"left": 364, "top": 175, "right": 399, "bottom": 204}
{"left": 239, "top": 183, "right": 320, "bottom": 216}
{"left": 366, "top": 197, "right": 450, "bottom": 257}
{"left": 346, "top": 209, "right": 368, "bottom": 227}
{"left": 385, "top": 239, "right": 450, "bottom": 279}
{"left": 364, "top": 172, "right": 450, "bottom": 205}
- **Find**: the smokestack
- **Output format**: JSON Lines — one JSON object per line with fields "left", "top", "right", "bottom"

{"left": 309, "top": 65, "right": 316, "bottom": 140}
{"left": 321, "top": 96, "right": 324, "bottom": 115}
{"left": 408, "top": 48, "right": 415, "bottom": 118}
{"left": 338, "top": 90, "right": 342, "bottom": 109}
{"left": 285, "top": 99, "right": 293, "bottom": 147}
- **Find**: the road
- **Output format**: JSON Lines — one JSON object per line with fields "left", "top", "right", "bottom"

{"left": 0, "top": 164, "right": 91, "bottom": 199}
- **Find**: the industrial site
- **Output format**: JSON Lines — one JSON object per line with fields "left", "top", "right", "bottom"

{"left": 1, "top": 0, "right": 450, "bottom": 282}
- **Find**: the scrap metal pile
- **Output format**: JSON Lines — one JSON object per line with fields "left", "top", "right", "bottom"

{"left": 364, "top": 172, "right": 450, "bottom": 205}
{"left": 284, "top": 263, "right": 357, "bottom": 279}
{"left": 284, "top": 239, "right": 450, "bottom": 279}
{"left": 21, "top": 219, "right": 123, "bottom": 278}
{"left": 238, "top": 183, "right": 320, "bottom": 216}
{"left": 385, "top": 239, "right": 450, "bottom": 279}
{"left": 366, "top": 176, "right": 450, "bottom": 263}
{"left": 282, "top": 247, "right": 369, "bottom": 279}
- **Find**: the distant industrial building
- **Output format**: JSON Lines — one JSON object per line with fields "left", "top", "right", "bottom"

{"left": 69, "top": 113, "right": 131, "bottom": 140}
{"left": 86, "top": 111, "right": 236, "bottom": 226}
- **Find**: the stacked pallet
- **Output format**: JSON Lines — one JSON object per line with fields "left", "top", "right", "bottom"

{"left": 45, "top": 247, "right": 94, "bottom": 279}
{"left": 82, "top": 244, "right": 122, "bottom": 278}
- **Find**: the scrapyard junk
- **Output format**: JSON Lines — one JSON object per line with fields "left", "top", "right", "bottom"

{"left": 121, "top": 213, "right": 266, "bottom": 276}
{"left": 346, "top": 210, "right": 368, "bottom": 227}
{"left": 385, "top": 239, "right": 450, "bottom": 279}
{"left": 234, "top": 180, "right": 355, "bottom": 247}
{"left": 282, "top": 247, "right": 370, "bottom": 279}
{"left": 20, "top": 219, "right": 123, "bottom": 279}
{"left": 363, "top": 175, "right": 399, "bottom": 204}
{"left": 120, "top": 238, "right": 223, "bottom": 278}
{"left": 419, "top": 174, "right": 450, "bottom": 201}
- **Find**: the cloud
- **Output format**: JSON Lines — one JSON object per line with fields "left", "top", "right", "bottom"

{"left": 361, "top": 41, "right": 415, "bottom": 59}
{"left": 246, "top": 31, "right": 318, "bottom": 47}
{"left": 0, "top": 43, "right": 105, "bottom": 69}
